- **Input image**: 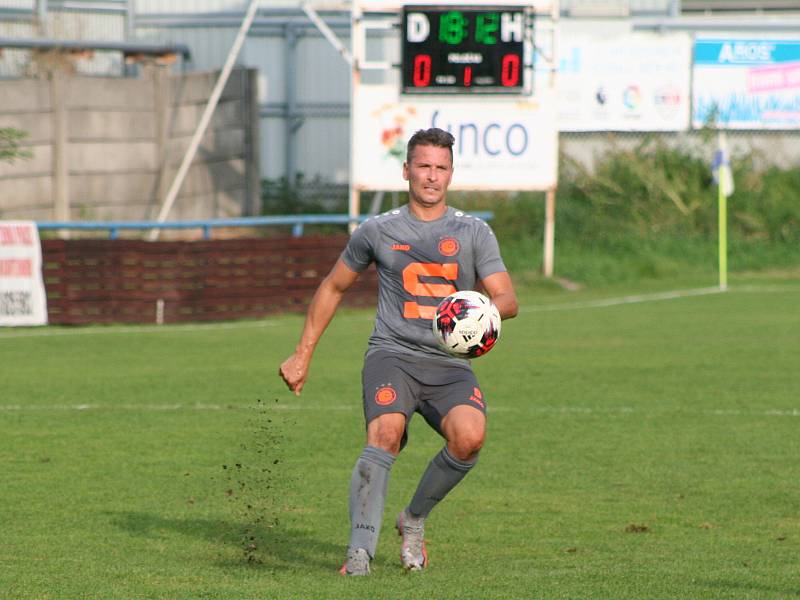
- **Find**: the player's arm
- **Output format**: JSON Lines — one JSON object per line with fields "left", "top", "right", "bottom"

{"left": 481, "top": 271, "right": 518, "bottom": 320}
{"left": 279, "top": 259, "right": 361, "bottom": 396}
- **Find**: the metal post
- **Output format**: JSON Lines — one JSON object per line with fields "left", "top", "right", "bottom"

{"left": 285, "top": 25, "right": 299, "bottom": 193}
{"left": 348, "top": 4, "right": 363, "bottom": 233}
{"left": 245, "top": 68, "right": 261, "bottom": 216}
{"left": 126, "top": 0, "right": 136, "bottom": 39}
{"left": 37, "top": 0, "right": 48, "bottom": 36}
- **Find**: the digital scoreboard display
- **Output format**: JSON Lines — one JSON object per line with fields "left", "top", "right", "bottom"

{"left": 402, "top": 6, "right": 529, "bottom": 94}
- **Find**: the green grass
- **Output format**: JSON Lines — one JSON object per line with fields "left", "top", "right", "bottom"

{"left": 2, "top": 274, "right": 799, "bottom": 599}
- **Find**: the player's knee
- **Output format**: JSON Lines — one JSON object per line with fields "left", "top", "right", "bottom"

{"left": 366, "top": 415, "right": 405, "bottom": 455}
{"left": 448, "top": 431, "right": 484, "bottom": 461}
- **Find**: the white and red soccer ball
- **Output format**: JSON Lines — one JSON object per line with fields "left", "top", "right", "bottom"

{"left": 432, "top": 290, "right": 501, "bottom": 358}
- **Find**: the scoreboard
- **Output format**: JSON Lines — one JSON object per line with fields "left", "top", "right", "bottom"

{"left": 401, "top": 6, "right": 531, "bottom": 94}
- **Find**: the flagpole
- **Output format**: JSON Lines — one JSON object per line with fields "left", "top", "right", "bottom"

{"left": 715, "top": 129, "right": 730, "bottom": 292}
{"left": 718, "top": 166, "right": 727, "bottom": 291}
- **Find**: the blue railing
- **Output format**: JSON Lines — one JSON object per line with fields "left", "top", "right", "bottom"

{"left": 37, "top": 212, "right": 494, "bottom": 239}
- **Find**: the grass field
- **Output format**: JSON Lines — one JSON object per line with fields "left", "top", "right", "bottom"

{"left": 1, "top": 273, "right": 799, "bottom": 599}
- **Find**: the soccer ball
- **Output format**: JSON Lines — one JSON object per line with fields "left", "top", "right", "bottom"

{"left": 432, "top": 290, "right": 501, "bottom": 358}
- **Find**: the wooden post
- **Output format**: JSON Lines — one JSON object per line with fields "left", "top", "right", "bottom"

{"left": 543, "top": 187, "right": 556, "bottom": 277}
{"left": 349, "top": 186, "right": 360, "bottom": 234}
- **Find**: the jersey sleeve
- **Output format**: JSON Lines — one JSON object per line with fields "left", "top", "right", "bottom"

{"left": 340, "top": 218, "right": 377, "bottom": 273}
{"left": 473, "top": 219, "right": 507, "bottom": 280}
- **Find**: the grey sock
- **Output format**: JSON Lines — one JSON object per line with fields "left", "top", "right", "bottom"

{"left": 348, "top": 445, "right": 396, "bottom": 557}
{"left": 407, "top": 446, "right": 477, "bottom": 519}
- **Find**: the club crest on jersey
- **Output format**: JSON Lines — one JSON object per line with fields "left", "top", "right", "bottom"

{"left": 375, "top": 386, "right": 397, "bottom": 406}
{"left": 438, "top": 237, "right": 459, "bottom": 257}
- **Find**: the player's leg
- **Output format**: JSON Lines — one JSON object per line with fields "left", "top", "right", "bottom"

{"left": 342, "top": 415, "right": 402, "bottom": 576}
{"left": 408, "top": 404, "right": 485, "bottom": 516}
{"left": 342, "top": 352, "right": 417, "bottom": 576}
{"left": 397, "top": 369, "right": 486, "bottom": 571}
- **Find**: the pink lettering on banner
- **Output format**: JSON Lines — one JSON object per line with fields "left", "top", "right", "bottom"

{"left": 0, "top": 259, "right": 33, "bottom": 277}
{"left": 747, "top": 62, "right": 800, "bottom": 94}
{"left": 0, "top": 225, "right": 34, "bottom": 246}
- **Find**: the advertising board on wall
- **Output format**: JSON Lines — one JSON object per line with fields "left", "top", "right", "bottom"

{"left": 351, "top": 84, "right": 558, "bottom": 191}
{"left": 556, "top": 33, "right": 692, "bottom": 132}
{"left": 0, "top": 221, "right": 48, "bottom": 327}
{"left": 693, "top": 38, "right": 800, "bottom": 129}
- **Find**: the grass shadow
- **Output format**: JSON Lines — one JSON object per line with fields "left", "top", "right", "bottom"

{"left": 109, "top": 511, "right": 342, "bottom": 572}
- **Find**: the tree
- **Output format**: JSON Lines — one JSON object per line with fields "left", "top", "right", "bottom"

{"left": 0, "top": 128, "right": 32, "bottom": 163}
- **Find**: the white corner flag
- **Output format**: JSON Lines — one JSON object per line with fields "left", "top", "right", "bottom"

{"left": 712, "top": 131, "right": 734, "bottom": 198}
{"left": 712, "top": 130, "right": 733, "bottom": 291}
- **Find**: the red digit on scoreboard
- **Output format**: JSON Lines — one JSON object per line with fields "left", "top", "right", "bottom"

{"left": 464, "top": 66, "right": 472, "bottom": 87}
{"left": 413, "top": 54, "right": 432, "bottom": 87}
{"left": 501, "top": 54, "right": 520, "bottom": 87}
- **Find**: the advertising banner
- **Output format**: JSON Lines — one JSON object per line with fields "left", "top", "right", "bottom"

{"left": 357, "top": 0, "right": 546, "bottom": 11}
{"left": 352, "top": 84, "right": 558, "bottom": 191}
{"left": 556, "top": 33, "right": 692, "bottom": 132}
{"left": 693, "top": 38, "right": 800, "bottom": 129}
{"left": 0, "top": 221, "right": 48, "bottom": 326}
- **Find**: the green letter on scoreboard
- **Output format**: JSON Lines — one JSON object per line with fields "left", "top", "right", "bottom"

{"left": 475, "top": 13, "right": 499, "bottom": 45}
{"left": 438, "top": 11, "right": 468, "bottom": 45}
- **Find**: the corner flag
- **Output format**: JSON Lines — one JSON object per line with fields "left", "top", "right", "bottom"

{"left": 712, "top": 131, "right": 734, "bottom": 198}
{"left": 712, "top": 131, "right": 733, "bottom": 290}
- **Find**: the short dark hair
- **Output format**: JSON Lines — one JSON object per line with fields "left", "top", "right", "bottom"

{"left": 406, "top": 128, "right": 455, "bottom": 164}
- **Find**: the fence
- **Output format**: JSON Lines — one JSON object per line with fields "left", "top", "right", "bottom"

{"left": 41, "top": 235, "right": 378, "bottom": 325}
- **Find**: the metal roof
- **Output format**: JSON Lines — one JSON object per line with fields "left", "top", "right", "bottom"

{"left": 0, "top": 36, "right": 191, "bottom": 60}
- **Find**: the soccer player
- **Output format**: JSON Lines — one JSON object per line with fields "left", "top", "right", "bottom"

{"left": 279, "top": 127, "right": 518, "bottom": 575}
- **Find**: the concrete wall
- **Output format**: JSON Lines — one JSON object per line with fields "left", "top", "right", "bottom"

{"left": 0, "top": 67, "right": 260, "bottom": 221}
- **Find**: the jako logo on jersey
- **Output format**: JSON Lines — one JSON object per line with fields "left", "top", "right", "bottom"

{"left": 438, "top": 238, "right": 459, "bottom": 256}
{"left": 469, "top": 387, "right": 485, "bottom": 408}
{"left": 392, "top": 243, "right": 411, "bottom": 251}
{"left": 375, "top": 386, "right": 397, "bottom": 405}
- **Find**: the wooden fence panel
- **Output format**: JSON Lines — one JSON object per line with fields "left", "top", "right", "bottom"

{"left": 41, "top": 236, "right": 378, "bottom": 325}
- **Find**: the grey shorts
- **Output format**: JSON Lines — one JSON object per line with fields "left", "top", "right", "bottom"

{"left": 362, "top": 349, "right": 487, "bottom": 449}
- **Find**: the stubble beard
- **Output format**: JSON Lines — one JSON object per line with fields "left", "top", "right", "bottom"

{"left": 410, "top": 187, "right": 446, "bottom": 210}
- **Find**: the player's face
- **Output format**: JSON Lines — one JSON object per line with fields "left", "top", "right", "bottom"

{"left": 403, "top": 144, "right": 453, "bottom": 209}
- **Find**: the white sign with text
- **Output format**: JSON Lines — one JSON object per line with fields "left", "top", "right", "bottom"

{"left": 0, "top": 221, "right": 48, "bottom": 326}
{"left": 556, "top": 33, "right": 692, "bottom": 132}
{"left": 352, "top": 84, "right": 558, "bottom": 191}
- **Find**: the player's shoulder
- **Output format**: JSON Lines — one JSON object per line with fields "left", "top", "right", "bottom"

{"left": 356, "top": 208, "right": 406, "bottom": 232}
{"left": 446, "top": 206, "right": 495, "bottom": 236}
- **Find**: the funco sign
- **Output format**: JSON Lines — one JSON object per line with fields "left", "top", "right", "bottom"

{"left": 351, "top": 84, "right": 558, "bottom": 191}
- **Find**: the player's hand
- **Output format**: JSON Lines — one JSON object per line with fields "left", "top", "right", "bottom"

{"left": 279, "top": 353, "right": 308, "bottom": 397}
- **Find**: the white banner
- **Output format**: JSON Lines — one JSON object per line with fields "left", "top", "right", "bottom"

{"left": 556, "top": 33, "right": 692, "bottom": 132}
{"left": 352, "top": 84, "right": 558, "bottom": 191}
{"left": 693, "top": 38, "right": 800, "bottom": 129}
{"left": 357, "top": 0, "right": 546, "bottom": 12}
{"left": 0, "top": 221, "right": 48, "bottom": 327}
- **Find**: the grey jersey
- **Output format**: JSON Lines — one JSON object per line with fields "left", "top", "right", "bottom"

{"left": 341, "top": 204, "right": 506, "bottom": 362}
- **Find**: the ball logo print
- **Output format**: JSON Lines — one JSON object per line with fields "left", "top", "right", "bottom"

{"left": 375, "top": 386, "right": 397, "bottom": 406}
{"left": 438, "top": 237, "right": 460, "bottom": 257}
{"left": 432, "top": 290, "right": 501, "bottom": 358}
